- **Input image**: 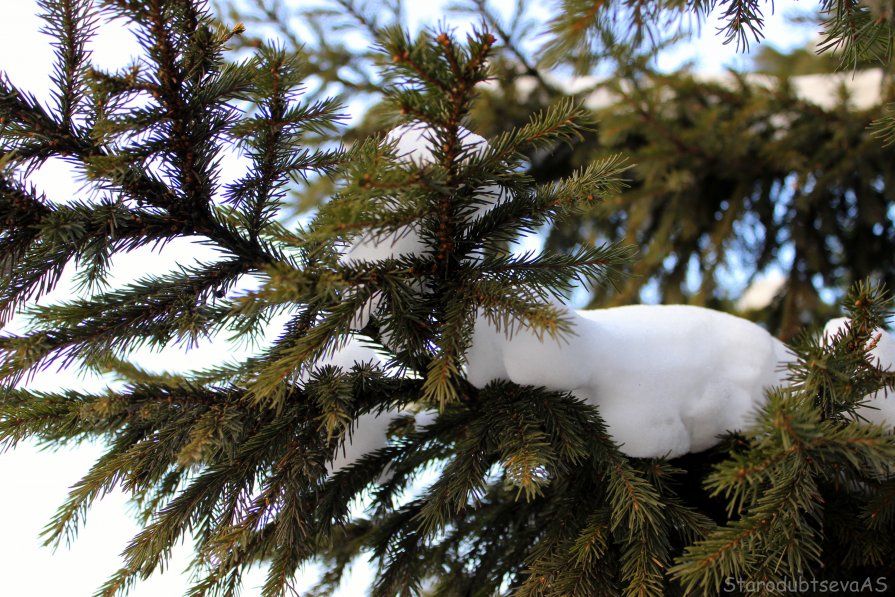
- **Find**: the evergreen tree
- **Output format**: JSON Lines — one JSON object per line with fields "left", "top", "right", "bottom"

{"left": 2, "top": 1, "right": 895, "bottom": 596}
{"left": 226, "top": 0, "right": 895, "bottom": 339}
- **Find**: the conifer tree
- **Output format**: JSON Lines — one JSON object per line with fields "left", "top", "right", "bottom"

{"left": 226, "top": 0, "right": 895, "bottom": 338}
{"left": 2, "top": 1, "right": 895, "bottom": 596}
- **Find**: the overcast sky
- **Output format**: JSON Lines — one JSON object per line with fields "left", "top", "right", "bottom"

{"left": 0, "top": 1, "right": 814, "bottom": 595}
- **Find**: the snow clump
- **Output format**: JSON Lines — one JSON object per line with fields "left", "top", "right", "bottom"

{"left": 320, "top": 123, "right": 895, "bottom": 473}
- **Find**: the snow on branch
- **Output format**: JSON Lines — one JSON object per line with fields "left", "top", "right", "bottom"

{"left": 321, "top": 122, "right": 895, "bottom": 473}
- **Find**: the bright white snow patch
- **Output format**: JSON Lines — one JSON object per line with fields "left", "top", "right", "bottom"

{"left": 786, "top": 70, "right": 885, "bottom": 111}
{"left": 328, "top": 408, "right": 437, "bottom": 478}
{"left": 468, "top": 303, "right": 792, "bottom": 458}
{"left": 326, "top": 122, "right": 894, "bottom": 472}
{"left": 736, "top": 271, "right": 787, "bottom": 311}
{"left": 341, "top": 122, "right": 500, "bottom": 266}
{"left": 308, "top": 338, "right": 435, "bottom": 477}
{"left": 341, "top": 122, "right": 504, "bottom": 330}
{"left": 480, "top": 69, "right": 887, "bottom": 113}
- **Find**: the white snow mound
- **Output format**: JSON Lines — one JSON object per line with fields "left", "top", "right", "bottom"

{"left": 468, "top": 303, "right": 792, "bottom": 458}
{"left": 322, "top": 122, "right": 895, "bottom": 475}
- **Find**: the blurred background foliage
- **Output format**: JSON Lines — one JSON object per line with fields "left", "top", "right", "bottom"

{"left": 217, "top": 0, "right": 895, "bottom": 340}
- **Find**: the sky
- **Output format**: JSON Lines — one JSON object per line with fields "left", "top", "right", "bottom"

{"left": 0, "top": 1, "right": 816, "bottom": 595}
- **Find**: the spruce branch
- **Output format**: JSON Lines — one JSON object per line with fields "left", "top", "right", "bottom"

{"left": 39, "top": 0, "right": 99, "bottom": 129}
{"left": 817, "top": 0, "right": 895, "bottom": 69}
{"left": 672, "top": 387, "right": 895, "bottom": 593}
{"left": 786, "top": 280, "right": 895, "bottom": 421}
{"left": 18, "top": 3, "right": 876, "bottom": 594}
